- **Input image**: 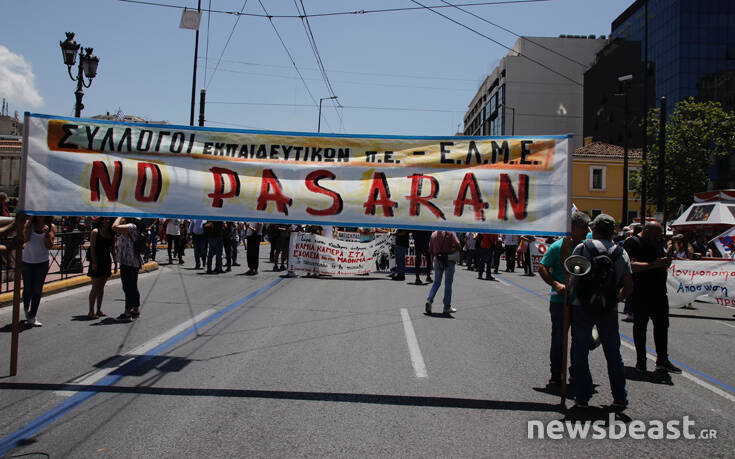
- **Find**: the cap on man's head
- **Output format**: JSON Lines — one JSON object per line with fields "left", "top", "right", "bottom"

{"left": 590, "top": 213, "right": 616, "bottom": 233}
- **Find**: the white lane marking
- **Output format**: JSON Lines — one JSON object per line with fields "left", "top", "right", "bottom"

{"left": 400, "top": 308, "right": 427, "bottom": 378}
{"left": 496, "top": 278, "right": 510, "bottom": 287}
{"left": 54, "top": 308, "right": 216, "bottom": 396}
{"left": 715, "top": 320, "right": 735, "bottom": 330}
{"left": 619, "top": 340, "right": 735, "bottom": 403}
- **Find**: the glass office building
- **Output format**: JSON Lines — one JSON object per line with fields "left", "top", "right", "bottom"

{"left": 611, "top": 0, "right": 735, "bottom": 113}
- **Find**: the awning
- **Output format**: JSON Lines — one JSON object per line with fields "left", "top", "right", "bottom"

{"left": 671, "top": 201, "right": 735, "bottom": 231}
{"left": 694, "top": 190, "right": 735, "bottom": 202}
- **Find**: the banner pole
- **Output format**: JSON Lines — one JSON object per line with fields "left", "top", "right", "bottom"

{"left": 10, "top": 236, "right": 22, "bottom": 376}
{"left": 10, "top": 113, "right": 31, "bottom": 376}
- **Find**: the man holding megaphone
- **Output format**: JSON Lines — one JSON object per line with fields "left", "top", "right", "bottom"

{"left": 539, "top": 211, "right": 591, "bottom": 391}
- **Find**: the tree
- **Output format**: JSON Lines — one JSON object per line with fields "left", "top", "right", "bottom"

{"left": 634, "top": 97, "right": 735, "bottom": 219}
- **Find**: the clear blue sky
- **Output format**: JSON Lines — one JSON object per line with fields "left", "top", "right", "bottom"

{"left": 1, "top": 0, "right": 632, "bottom": 136}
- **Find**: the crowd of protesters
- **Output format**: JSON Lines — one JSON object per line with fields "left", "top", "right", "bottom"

{"left": 1, "top": 213, "right": 729, "bottom": 327}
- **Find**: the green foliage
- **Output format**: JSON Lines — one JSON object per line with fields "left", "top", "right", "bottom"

{"left": 636, "top": 97, "right": 735, "bottom": 218}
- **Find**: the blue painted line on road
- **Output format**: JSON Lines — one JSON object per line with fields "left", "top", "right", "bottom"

{"left": 0, "top": 277, "right": 284, "bottom": 457}
{"left": 494, "top": 273, "right": 735, "bottom": 397}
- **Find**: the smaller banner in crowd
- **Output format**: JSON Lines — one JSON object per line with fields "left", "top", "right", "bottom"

{"left": 334, "top": 231, "right": 361, "bottom": 243}
{"left": 498, "top": 237, "right": 549, "bottom": 272}
{"left": 667, "top": 260, "right": 735, "bottom": 308}
{"left": 289, "top": 232, "right": 393, "bottom": 276}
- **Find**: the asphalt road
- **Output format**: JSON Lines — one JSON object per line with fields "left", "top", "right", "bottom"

{"left": 0, "top": 247, "right": 733, "bottom": 457}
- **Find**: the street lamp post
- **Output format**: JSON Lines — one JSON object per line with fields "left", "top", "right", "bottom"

{"left": 318, "top": 96, "right": 338, "bottom": 133}
{"left": 59, "top": 32, "right": 99, "bottom": 118}
{"left": 616, "top": 74, "right": 633, "bottom": 226}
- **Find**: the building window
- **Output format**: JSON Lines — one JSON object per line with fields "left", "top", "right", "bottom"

{"left": 591, "top": 209, "right": 603, "bottom": 218}
{"left": 589, "top": 166, "right": 606, "bottom": 191}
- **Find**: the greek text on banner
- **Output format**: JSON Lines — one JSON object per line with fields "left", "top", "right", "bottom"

{"left": 22, "top": 113, "right": 571, "bottom": 234}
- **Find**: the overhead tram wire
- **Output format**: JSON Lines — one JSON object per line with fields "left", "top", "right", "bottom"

{"left": 255, "top": 0, "right": 334, "bottom": 133}
{"left": 408, "top": 0, "right": 583, "bottom": 86}
{"left": 197, "top": 56, "right": 479, "bottom": 82}
{"left": 208, "top": 101, "right": 465, "bottom": 113}
{"left": 295, "top": 0, "right": 344, "bottom": 132}
{"left": 437, "top": 0, "right": 590, "bottom": 68}
{"left": 118, "top": 0, "right": 552, "bottom": 19}
{"left": 205, "top": 0, "right": 249, "bottom": 90}
{"left": 209, "top": 67, "right": 472, "bottom": 91}
{"left": 207, "top": 100, "right": 581, "bottom": 118}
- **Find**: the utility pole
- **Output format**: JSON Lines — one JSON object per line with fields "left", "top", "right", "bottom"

{"left": 198, "top": 89, "right": 206, "bottom": 127}
{"left": 640, "top": 0, "right": 649, "bottom": 222}
{"left": 189, "top": 0, "right": 202, "bottom": 126}
{"left": 657, "top": 96, "right": 667, "bottom": 223}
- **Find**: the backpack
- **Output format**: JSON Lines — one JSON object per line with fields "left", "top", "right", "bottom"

{"left": 576, "top": 240, "right": 623, "bottom": 313}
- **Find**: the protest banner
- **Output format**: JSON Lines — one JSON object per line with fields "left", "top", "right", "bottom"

{"left": 666, "top": 259, "right": 735, "bottom": 308}
{"left": 289, "top": 232, "right": 392, "bottom": 276}
{"left": 335, "top": 231, "right": 361, "bottom": 242}
{"left": 21, "top": 113, "right": 571, "bottom": 235}
{"left": 498, "top": 237, "right": 549, "bottom": 272}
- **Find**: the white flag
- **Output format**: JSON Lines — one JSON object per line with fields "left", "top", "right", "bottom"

{"left": 710, "top": 227, "right": 735, "bottom": 258}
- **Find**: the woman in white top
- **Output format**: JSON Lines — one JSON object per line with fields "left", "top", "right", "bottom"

{"left": 22, "top": 216, "right": 55, "bottom": 327}
{"left": 165, "top": 218, "right": 182, "bottom": 264}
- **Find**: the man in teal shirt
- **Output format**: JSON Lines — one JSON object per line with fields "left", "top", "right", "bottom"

{"left": 538, "top": 211, "right": 590, "bottom": 386}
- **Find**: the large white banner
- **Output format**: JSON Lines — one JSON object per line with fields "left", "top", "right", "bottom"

{"left": 667, "top": 260, "right": 735, "bottom": 308}
{"left": 22, "top": 113, "right": 571, "bottom": 235}
{"left": 289, "top": 232, "right": 393, "bottom": 276}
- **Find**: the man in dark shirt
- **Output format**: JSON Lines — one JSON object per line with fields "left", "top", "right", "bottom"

{"left": 412, "top": 230, "right": 432, "bottom": 284}
{"left": 623, "top": 222, "right": 681, "bottom": 373}
{"left": 392, "top": 229, "right": 410, "bottom": 281}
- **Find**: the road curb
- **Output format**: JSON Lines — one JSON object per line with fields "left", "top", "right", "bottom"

{"left": 0, "top": 261, "right": 159, "bottom": 308}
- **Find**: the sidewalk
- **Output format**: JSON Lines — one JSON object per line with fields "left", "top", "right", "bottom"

{"left": 0, "top": 261, "right": 159, "bottom": 307}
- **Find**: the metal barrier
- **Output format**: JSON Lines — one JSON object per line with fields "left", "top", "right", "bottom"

{"left": 0, "top": 230, "right": 91, "bottom": 294}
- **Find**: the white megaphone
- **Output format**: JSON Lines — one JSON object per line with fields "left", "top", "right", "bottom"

{"left": 563, "top": 255, "right": 591, "bottom": 277}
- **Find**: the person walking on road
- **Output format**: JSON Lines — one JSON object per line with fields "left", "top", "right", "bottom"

{"left": 206, "top": 221, "right": 225, "bottom": 274}
{"left": 425, "top": 230, "right": 461, "bottom": 315}
{"left": 112, "top": 217, "right": 144, "bottom": 322}
{"left": 189, "top": 219, "right": 206, "bottom": 269}
{"left": 87, "top": 217, "right": 117, "bottom": 319}
{"left": 624, "top": 221, "right": 682, "bottom": 374}
{"left": 570, "top": 214, "right": 633, "bottom": 409}
{"left": 164, "top": 218, "right": 182, "bottom": 264}
{"left": 22, "top": 216, "right": 55, "bottom": 327}
{"left": 245, "top": 222, "right": 263, "bottom": 275}
{"left": 504, "top": 234, "right": 519, "bottom": 272}
{"left": 412, "top": 230, "right": 432, "bottom": 284}
{"left": 538, "top": 211, "right": 590, "bottom": 386}
{"left": 391, "top": 229, "right": 409, "bottom": 281}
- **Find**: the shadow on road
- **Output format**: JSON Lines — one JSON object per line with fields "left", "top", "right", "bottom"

{"left": 623, "top": 366, "right": 674, "bottom": 385}
{"left": 0, "top": 322, "right": 34, "bottom": 334}
{"left": 424, "top": 312, "right": 456, "bottom": 319}
{"left": 0, "top": 381, "right": 564, "bottom": 413}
